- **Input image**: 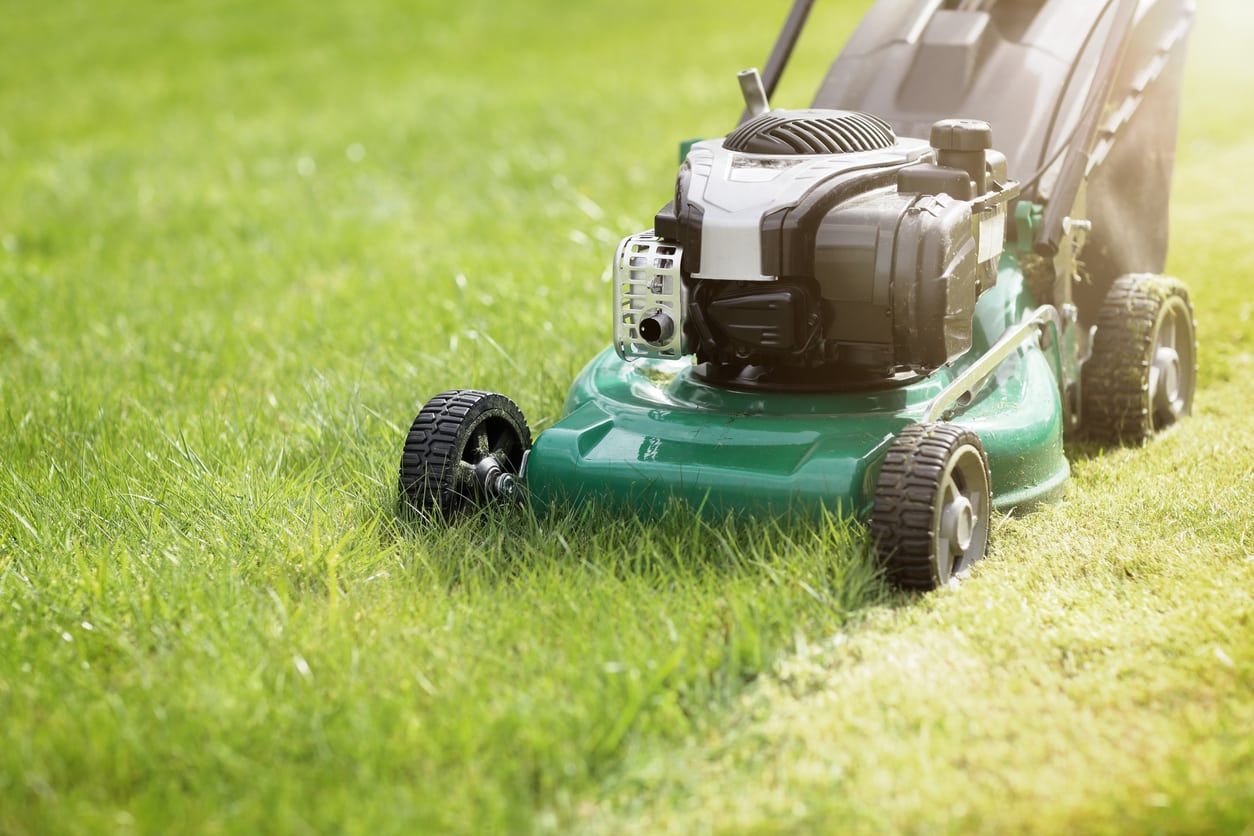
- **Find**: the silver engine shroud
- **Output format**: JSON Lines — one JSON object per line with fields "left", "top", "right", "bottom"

{"left": 614, "top": 233, "right": 686, "bottom": 360}
{"left": 686, "top": 136, "right": 930, "bottom": 282}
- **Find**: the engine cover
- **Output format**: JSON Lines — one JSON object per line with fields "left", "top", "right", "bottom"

{"left": 643, "top": 111, "right": 1017, "bottom": 380}
{"left": 658, "top": 111, "right": 931, "bottom": 283}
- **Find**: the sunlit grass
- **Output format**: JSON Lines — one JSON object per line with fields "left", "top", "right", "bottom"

{"left": 0, "top": 0, "right": 1250, "bottom": 832}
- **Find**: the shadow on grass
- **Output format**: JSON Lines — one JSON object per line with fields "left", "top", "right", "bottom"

{"left": 388, "top": 492, "right": 892, "bottom": 598}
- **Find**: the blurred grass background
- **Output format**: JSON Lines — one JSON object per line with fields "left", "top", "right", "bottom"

{"left": 0, "top": 0, "right": 1250, "bottom": 832}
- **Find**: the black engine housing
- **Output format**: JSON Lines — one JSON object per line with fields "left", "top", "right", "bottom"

{"left": 660, "top": 172, "right": 1005, "bottom": 385}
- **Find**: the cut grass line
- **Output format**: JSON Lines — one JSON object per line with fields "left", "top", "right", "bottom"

{"left": 582, "top": 379, "right": 1254, "bottom": 834}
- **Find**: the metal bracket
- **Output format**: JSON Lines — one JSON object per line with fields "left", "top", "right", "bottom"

{"left": 923, "top": 305, "right": 1063, "bottom": 423}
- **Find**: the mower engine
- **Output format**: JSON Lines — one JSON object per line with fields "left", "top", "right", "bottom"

{"left": 614, "top": 81, "right": 1018, "bottom": 386}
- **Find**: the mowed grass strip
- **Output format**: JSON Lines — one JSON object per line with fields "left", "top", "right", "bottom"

{"left": 586, "top": 382, "right": 1254, "bottom": 834}
{"left": 1, "top": 0, "right": 1251, "bottom": 833}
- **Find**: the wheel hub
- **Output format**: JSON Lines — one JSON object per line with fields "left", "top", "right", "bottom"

{"left": 940, "top": 495, "right": 975, "bottom": 554}
{"left": 1146, "top": 299, "right": 1194, "bottom": 427}
{"left": 473, "top": 455, "right": 523, "bottom": 503}
{"left": 933, "top": 442, "right": 990, "bottom": 583}
{"left": 1152, "top": 345, "right": 1182, "bottom": 412}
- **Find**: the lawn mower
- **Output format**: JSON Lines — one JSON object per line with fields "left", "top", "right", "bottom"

{"left": 399, "top": 0, "right": 1197, "bottom": 589}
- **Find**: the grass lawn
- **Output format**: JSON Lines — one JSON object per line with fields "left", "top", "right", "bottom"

{"left": 1, "top": 0, "right": 1251, "bottom": 832}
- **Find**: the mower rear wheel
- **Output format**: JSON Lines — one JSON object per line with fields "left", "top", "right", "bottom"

{"left": 869, "top": 423, "right": 992, "bottom": 590}
{"left": 398, "top": 390, "right": 531, "bottom": 515}
{"left": 1082, "top": 274, "right": 1196, "bottom": 443}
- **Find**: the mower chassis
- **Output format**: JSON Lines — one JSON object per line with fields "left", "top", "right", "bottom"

{"left": 523, "top": 253, "right": 1068, "bottom": 520}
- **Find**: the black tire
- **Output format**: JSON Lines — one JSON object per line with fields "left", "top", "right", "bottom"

{"left": 869, "top": 423, "right": 992, "bottom": 590}
{"left": 398, "top": 390, "right": 531, "bottom": 515}
{"left": 1082, "top": 274, "right": 1196, "bottom": 444}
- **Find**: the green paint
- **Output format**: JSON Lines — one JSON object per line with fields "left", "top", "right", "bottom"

{"left": 1014, "top": 200, "right": 1045, "bottom": 253}
{"left": 525, "top": 253, "right": 1069, "bottom": 518}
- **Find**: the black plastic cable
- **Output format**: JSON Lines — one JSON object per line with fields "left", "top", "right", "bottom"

{"left": 1024, "top": 0, "right": 1119, "bottom": 197}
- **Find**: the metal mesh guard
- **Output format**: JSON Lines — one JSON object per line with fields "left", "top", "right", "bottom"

{"left": 613, "top": 231, "right": 686, "bottom": 361}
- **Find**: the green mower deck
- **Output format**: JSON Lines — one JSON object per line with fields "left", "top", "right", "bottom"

{"left": 524, "top": 255, "right": 1069, "bottom": 518}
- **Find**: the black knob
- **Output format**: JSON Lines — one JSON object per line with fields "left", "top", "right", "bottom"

{"left": 930, "top": 119, "right": 993, "bottom": 152}
{"left": 931, "top": 119, "right": 993, "bottom": 194}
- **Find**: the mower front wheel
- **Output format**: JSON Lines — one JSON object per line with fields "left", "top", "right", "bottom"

{"left": 398, "top": 390, "right": 531, "bottom": 516}
{"left": 869, "top": 423, "right": 992, "bottom": 590}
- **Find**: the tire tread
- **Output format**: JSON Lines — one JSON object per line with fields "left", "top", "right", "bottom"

{"left": 1082, "top": 274, "right": 1194, "bottom": 443}
{"left": 869, "top": 423, "right": 989, "bottom": 591}
{"left": 398, "top": 390, "right": 530, "bottom": 515}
